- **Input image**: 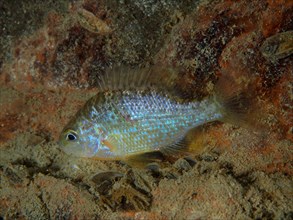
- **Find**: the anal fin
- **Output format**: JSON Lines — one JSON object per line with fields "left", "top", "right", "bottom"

{"left": 160, "top": 136, "right": 190, "bottom": 158}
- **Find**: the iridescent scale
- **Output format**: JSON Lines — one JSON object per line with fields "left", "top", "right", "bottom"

{"left": 82, "top": 89, "right": 222, "bottom": 157}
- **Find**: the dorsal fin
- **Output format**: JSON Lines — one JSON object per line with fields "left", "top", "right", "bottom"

{"left": 97, "top": 66, "right": 153, "bottom": 91}
{"left": 97, "top": 65, "right": 192, "bottom": 100}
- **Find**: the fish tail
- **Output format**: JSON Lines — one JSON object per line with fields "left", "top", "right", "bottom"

{"left": 213, "top": 74, "right": 264, "bottom": 130}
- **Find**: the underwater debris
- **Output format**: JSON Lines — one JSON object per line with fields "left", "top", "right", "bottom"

{"left": 173, "top": 158, "right": 193, "bottom": 172}
{"left": 77, "top": 8, "right": 112, "bottom": 35}
{"left": 91, "top": 171, "right": 124, "bottom": 195}
{"left": 97, "top": 170, "right": 152, "bottom": 211}
{"left": 260, "top": 31, "right": 293, "bottom": 62}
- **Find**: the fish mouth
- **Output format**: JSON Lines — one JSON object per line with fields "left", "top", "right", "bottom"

{"left": 57, "top": 138, "right": 70, "bottom": 153}
{"left": 57, "top": 140, "right": 87, "bottom": 157}
{"left": 57, "top": 137, "right": 65, "bottom": 147}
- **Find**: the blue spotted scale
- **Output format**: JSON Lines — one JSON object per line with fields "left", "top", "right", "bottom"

{"left": 59, "top": 66, "right": 248, "bottom": 162}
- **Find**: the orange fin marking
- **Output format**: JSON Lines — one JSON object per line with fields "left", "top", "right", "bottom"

{"left": 102, "top": 140, "right": 117, "bottom": 152}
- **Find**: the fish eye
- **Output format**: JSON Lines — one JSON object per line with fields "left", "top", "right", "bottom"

{"left": 66, "top": 130, "right": 78, "bottom": 141}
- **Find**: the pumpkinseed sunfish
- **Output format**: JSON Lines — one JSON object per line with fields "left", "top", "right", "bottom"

{"left": 59, "top": 66, "right": 250, "bottom": 163}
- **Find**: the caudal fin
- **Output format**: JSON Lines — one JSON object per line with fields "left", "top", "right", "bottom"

{"left": 214, "top": 74, "right": 265, "bottom": 131}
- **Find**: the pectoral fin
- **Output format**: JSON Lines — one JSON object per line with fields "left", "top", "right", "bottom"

{"left": 102, "top": 140, "right": 117, "bottom": 152}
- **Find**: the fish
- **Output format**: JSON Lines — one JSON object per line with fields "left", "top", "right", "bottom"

{"left": 260, "top": 30, "right": 293, "bottom": 62}
{"left": 59, "top": 66, "right": 252, "bottom": 163}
